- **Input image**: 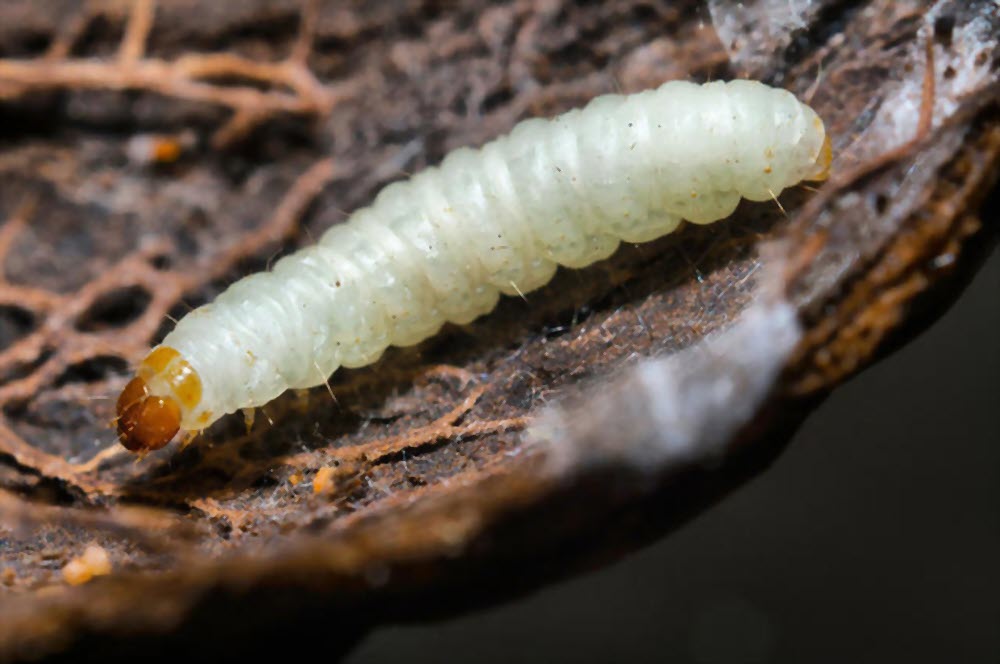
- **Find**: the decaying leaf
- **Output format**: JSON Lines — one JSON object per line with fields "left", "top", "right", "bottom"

{"left": 0, "top": 0, "right": 997, "bottom": 661}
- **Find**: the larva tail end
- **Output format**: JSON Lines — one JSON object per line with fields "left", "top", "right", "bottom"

{"left": 806, "top": 133, "right": 833, "bottom": 182}
{"left": 116, "top": 376, "right": 181, "bottom": 452}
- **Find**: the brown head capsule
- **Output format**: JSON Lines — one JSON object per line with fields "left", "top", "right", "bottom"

{"left": 116, "top": 376, "right": 181, "bottom": 452}
{"left": 116, "top": 346, "right": 203, "bottom": 453}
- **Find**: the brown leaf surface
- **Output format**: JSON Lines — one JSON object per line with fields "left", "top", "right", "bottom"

{"left": 0, "top": 0, "right": 997, "bottom": 660}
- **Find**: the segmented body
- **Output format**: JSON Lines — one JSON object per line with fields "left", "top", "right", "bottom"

{"left": 116, "top": 79, "right": 831, "bottom": 451}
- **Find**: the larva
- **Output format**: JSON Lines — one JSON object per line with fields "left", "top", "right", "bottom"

{"left": 116, "top": 79, "right": 831, "bottom": 452}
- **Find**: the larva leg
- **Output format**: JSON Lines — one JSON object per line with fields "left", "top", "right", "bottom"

{"left": 293, "top": 389, "right": 312, "bottom": 412}
{"left": 242, "top": 407, "right": 256, "bottom": 433}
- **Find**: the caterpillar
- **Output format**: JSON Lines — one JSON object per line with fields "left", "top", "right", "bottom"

{"left": 116, "top": 79, "right": 831, "bottom": 453}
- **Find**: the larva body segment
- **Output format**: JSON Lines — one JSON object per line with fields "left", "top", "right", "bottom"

{"left": 117, "top": 79, "right": 830, "bottom": 451}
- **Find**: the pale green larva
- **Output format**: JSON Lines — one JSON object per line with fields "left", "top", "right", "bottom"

{"left": 115, "top": 79, "right": 831, "bottom": 452}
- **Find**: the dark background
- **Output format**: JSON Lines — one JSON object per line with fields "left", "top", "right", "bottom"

{"left": 349, "top": 246, "right": 999, "bottom": 663}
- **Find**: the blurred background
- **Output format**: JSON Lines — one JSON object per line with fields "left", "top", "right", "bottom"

{"left": 349, "top": 246, "right": 999, "bottom": 663}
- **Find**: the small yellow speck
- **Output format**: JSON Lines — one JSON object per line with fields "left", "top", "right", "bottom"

{"left": 62, "top": 545, "right": 111, "bottom": 586}
{"left": 313, "top": 466, "right": 336, "bottom": 495}
{"left": 2, "top": 567, "right": 16, "bottom": 586}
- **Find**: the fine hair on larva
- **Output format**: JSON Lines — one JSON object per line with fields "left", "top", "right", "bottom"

{"left": 116, "top": 78, "right": 832, "bottom": 453}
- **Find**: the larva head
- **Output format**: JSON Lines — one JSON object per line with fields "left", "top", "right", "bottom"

{"left": 116, "top": 346, "right": 203, "bottom": 452}
{"left": 116, "top": 377, "right": 181, "bottom": 452}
